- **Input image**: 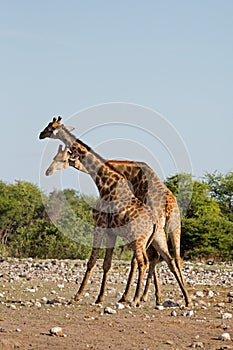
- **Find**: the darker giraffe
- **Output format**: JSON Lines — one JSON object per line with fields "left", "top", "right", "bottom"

{"left": 39, "top": 117, "right": 157, "bottom": 306}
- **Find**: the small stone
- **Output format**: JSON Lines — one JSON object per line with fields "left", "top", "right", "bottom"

{"left": 220, "top": 323, "right": 230, "bottom": 330}
{"left": 201, "top": 305, "right": 207, "bottom": 310}
{"left": 170, "top": 310, "right": 177, "bottom": 317}
{"left": 181, "top": 310, "right": 194, "bottom": 317}
{"left": 50, "top": 327, "right": 63, "bottom": 336}
{"left": 47, "top": 298, "right": 66, "bottom": 305}
{"left": 51, "top": 290, "right": 57, "bottom": 294}
{"left": 218, "top": 333, "right": 231, "bottom": 341}
{"left": 24, "top": 287, "right": 36, "bottom": 293}
{"left": 227, "top": 291, "right": 233, "bottom": 297}
{"left": 155, "top": 305, "right": 164, "bottom": 310}
{"left": 222, "top": 313, "right": 232, "bottom": 319}
{"left": 163, "top": 300, "right": 179, "bottom": 308}
{"left": 189, "top": 341, "right": 204, "bottom": 348}
{"left": 165, "top": 340, "right": 174, "bottom": 345}
{"left": 215, "top": 302, "right": 225, "bottom": 307}
{"left": 16, "top": 328, "right": 21, "bottom": 332}
{"left": 115, "top": 302, "right": 125, "bottom": 310}
{"left": 104, "top": 307, "right": 117, "bottom": 314}
{"left": 206, "top": 290, "right": 214, "bottom": 297}
{"left": 34, "top": 301, "right": 42, "bottom": 308}
{"left": 115, "top": 291, "right": 121, "bottom": 298}
{"left": 194, "top": 291, "right": 204, "bottom": 298}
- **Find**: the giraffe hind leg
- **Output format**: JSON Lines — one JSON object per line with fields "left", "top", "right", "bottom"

{"left": 152, "top": 238, "right": 191, "bottom": 307}
{"left": 131, "top": 242, "right": 148, "bottom": 307}
{"left": 141, "top": 246, "right": 162, "bottom": 305}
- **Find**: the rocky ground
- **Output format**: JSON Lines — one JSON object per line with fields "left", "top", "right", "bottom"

{"left": 0, "top": 258, "right": 232, "bottom": 350}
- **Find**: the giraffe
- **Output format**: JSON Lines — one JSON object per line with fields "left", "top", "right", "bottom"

{"left": 45, "top": 142, "right": 191, "bottom": 307}
{"left": 39, "top": 116, "right": 157, "bottom": 307}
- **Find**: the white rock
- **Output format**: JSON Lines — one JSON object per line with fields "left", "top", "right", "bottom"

{"left": 221, "top": 312, "right": 232, "bottom": 319}
{"left": 115, "top": 302, "right": 125, "bottom": 310}
{"left": 215, "top": 302, "right": 225, "bottom": 307}
{"left": 155, "top": 305, "right": 164, "bottom": 310}
{"left": 34, "top": 301, "right": 42, "bottom": 308}
{"left": 104, "top": 307, "right": 117, "bottom": 314}
{"left": 206, "top": 290, "right": 214, "bottom": 297}
{"left": 189, "top": 341, "right": 204, "bottom": 348}
{"left": 24, "top": 287, "right": 36, "bottom": 293}
{"left": 50, "top": 327, "right": 63, "bottom": 336}
{"left": 218, "top": 332, "right": 231, "bottom": 341}
{"left": 181, "top": 310, "right": 194, "bottom": 317}
{"left": 170, "top": 310, "right": 177, "bottom": 317}
{"left": 194, "top": 291, "right": 204, "bottom": 297}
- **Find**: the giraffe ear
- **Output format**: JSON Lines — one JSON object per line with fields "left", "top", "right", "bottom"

{"left": 65, "top": 126, "right": 75, "bottom": 132}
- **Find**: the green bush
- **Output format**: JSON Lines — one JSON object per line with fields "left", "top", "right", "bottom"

{"left": 0, "top": 172, "right": 233, "bottom": 261}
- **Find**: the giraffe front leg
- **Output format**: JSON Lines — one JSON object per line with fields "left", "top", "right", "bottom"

{"left": 73, "top": 229, "right": 104, "bottom": 302}
{"left": 95, "top": 233, "right": 116, "bottom": 304}
{"left": 119, "top": 254, "right": 137, "bottom": 303}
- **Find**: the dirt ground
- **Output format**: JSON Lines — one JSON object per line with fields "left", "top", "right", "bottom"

{"left": 0, "top": 260, "right": 232, "bottom": 350}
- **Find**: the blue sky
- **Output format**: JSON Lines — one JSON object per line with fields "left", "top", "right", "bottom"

{"left": 1, "top": 1, "right": 232, "bottom": 194}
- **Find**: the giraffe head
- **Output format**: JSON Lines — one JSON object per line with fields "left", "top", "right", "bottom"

{"left": 45, "top": 144, "right": 70, "bottom": 176}
{"left": 46, "top": 144, "right": 89, "bottom": 176}
{"left": 39, "top": 116, "right": 62, "bottom": 139}
{"left": 39, "top": 116, "right": 74, "bottom": 140}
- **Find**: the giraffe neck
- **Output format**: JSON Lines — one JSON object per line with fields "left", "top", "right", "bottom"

{"left": 55, "top": 126, "right": 134, "bottom": 201}
{"left": 54, "top": 127, "right": 77, "bottom": 148}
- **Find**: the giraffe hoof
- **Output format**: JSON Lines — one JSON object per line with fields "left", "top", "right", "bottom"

{"left": 130, "top": 300, "right": 141, "bottom": 308}
{"left": 186, "top": 300, "right": 193, "bottom": 308}
{"left": 140, "top": 296, "right": 148, "bottom": 303}
{"left": 95, "top": 298, "right": 104, "bottom": 305}
{"left": 118, "top": 295, "right": 128, "bottom": 303}
{"left": 72, "top": 294, "right": 82, "bottom": 302}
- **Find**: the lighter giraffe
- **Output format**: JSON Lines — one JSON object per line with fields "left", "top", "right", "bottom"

{"left": 45, "top": 144, "right": 191, "bottom": 306}
{"left": 39, "top": 117, "right": 157, "bottom": 306}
